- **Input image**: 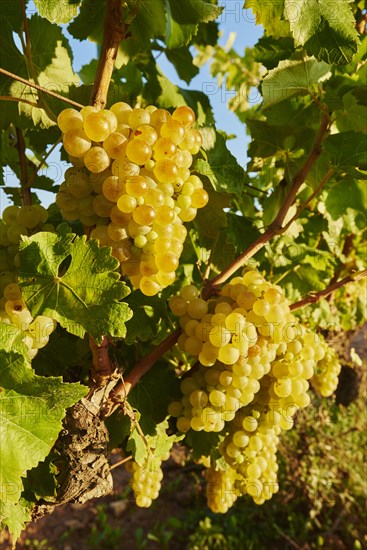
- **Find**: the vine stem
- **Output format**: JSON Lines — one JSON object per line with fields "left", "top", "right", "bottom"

{"left": 111, "top": 329, "right": 181, "bottom": 403}
{"left": 290, "top": 269, "right": 367, "bottom": 311}
{"left": 0, "top": 95, "right": 39, "bottom": 108}
{"left": 111, "top": 113, "right": 332, "bottom": 401}
{"left": 88, "top": 0, "right": 128, "bottom": 381}
{"left": 203, "top": 112, "right": 331, "bottom": 298}
{"left": 15, "top": 127, "right": 32, "bottom": 206}
{"left": 89, "top": 0, "right": 126, "bottom": 109}
{"left": 0, "top": 67, "right": 84, "bottom": 108}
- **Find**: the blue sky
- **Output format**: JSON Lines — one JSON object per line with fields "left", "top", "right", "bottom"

{"left": 0, "top": 1, "right": 263, "bottom": 212}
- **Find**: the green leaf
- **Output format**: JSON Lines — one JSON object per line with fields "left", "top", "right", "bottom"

{"left": 165, "top": 0, "right": 222, "bottom": 49}
{"left": 0, "top": 328, "right": 87, "bottom": 513}
{"left": 244, "top": 0, "right": 289, "bottom": 37}
{"left": 126, "top": 425, "right": 146, "bottom": 466}
{"left": 34, "top": 0, "right": 80, "bottom": 24}
{"left": 284, "top": 0, "right": 359, "bottom": 65}
{"left": 9, "top": 15, "right": 79, "bottom": 127}
{"left": 262, "top": 58, "right": 331, "bottom": 108}
{"left": 194, "top": 127, "right": 245, "bottom": 196}
{"left": 324, "top": 132, "right": 367, "bottom": 177}
{"left": 254, "top": 36, "right": 295, "bottom": 70}
{"left": 0, "top": 499, "right": 32, "bottom": 541}
{"left": 325, "top": 181, "right": 367, "bottom": 220}
{"left": 165, "top": 47, "right": 200, "bottom": 84}
{"left": 18, "top": 230, "right": 132, "bottom": 343}
{"left": 67, "top": 0, "right": 104, "bottom": 42}
{"left": 128, "top": 362, "right": 181, "bottom": 435}
{"left": 185, "top": 430, "right": 221, "bottom": 459}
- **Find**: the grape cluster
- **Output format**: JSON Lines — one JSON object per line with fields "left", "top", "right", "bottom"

{"left": 0, "top": 205, "right": 57, "bottom": 359}
{"left": 204, "top": 466, "right": 239, "bottom": 513}
{"left": 311, "top": 338, "right": 341, "bottom": 397}
{"left": 125, "top": 450, "right": 170, "bottom": 508}
{"left": 167, "top": 270, "right": 339, "bottom": 511}
{"left": 56, "top": 104, "right": 207, "bottom": 296}
{"left": 0, "top": 282, "right": 56, "bottom": 360}
{"left": 0, "top": 204, "right": 51, "bottom": 271}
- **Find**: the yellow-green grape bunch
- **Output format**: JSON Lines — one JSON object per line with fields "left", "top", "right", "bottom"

{"left": 57, "top": 104, "right": 207, "bottom": 296}
{"left": 0, "top": 204, "right": 51, "bottom": 271}
{"left": 204, "top": 466, "right": 240, "bottom": 513}
{"left": 125, "top": 455, "right": 167, "bottom": 508}
{"left": 168, "top": 272, "right": 310, "bottom": 433}
{"left": 0, "top": 283, "right": 56, "bottom": 360}
{"left": 218, "top": 407, "right": 280, "bottom": 506}
{"left": 311, "top": 339, "right": 341, "bottom": 397}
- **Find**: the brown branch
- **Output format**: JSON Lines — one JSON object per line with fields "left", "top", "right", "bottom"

{"left": 89, "top": 0, "right": 127, "bottom": 109}
{"left": 111, "top": 329, "right": 181, "bottom": 402}
{"left": 0, "top": 95, "right": 39, "bottom": 108}
{"left": 0, "top": 67, "right": 84, "bottom": 108}
{"left": 290, "top": 269, "right": 367, "bottom": 311}
{"left": 15, "top": 127, "right": 32, "bottom": 206}
{"left": 203, "top": 112, "right": 331, "bottom": 298}
{"left": 89, "top": 335, "right": 115, "bottom": 385}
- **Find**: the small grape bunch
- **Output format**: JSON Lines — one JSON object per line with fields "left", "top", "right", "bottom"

{"left": 311, "top": 338, "right": 342, "bottom": 397}
{"left": 56, "top": 104, "right": 208, "bottom": 296}
{"left": 0, "top": 282, "right": 56, "bottom": 360}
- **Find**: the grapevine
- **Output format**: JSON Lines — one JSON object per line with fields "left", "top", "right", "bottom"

{"left": 0, "top": 0, "right": 366, "bottom": 545}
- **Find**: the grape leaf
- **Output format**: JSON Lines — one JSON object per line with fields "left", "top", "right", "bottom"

{"left": 67, "top": 0, "right": 104, "bottom": 42}
{"left": 194, "top": 127, "right": 245, "bottom": 197}
{"left": 165, "top": 47, "right": 200, "bottom": 84}
{"left": 0, "top": 499, "right": 32, "bottom": 542}
{"left": 0, "top": 325, "right": 87, "bottom": 518}
{"left": 262, "top": 58, "right": 331, "bottom": 108}
{"left": 325, "top": 181, "right": 367, "bottom": 220}
{"left": 18, "top": 230, "right": 132, "bottom": 343}
{"left": 284, "top": 0, "right": 359, "bottom": 65}
{"left": 8, "top": 15, "right": 79, "bottom": 127}
{"left": 33, "top": 0, "right": 80, "bottom": 24}
{"left": 128, "top": 362, "right": 181, "bottom": 434}
{"left": 253, "top": 36, "right": 295, "bottom": 70}
{"left": 324, "top": 132, "right": 367, "bottom": 176}
{"left": 244, "top": 0, "right": 289, "bottom": 37}
{"left": 165, "top": 0, "right": 222, "bottom": 49}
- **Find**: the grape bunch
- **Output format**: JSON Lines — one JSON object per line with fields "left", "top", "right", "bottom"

{"left": 204, "top": 465, "right": 239, "bottom": 513}
{"left": 0, "top": 282, "right": 56, "bottom": 360}
{"left": 168, "top": 271, "right": 310, "bottom": 433}
{"left": 311, "top": 338, "right": 341, "bottom": 397}
{"left": 56, "top": 104, "right": 207, "bottom": 296}
{"left": 167, "top": 270, "right": 342, "bottom": 511}
{"left": 125, "top": 456, "right": 165, "bottom": 508}
{"left": 0, "top": 205, "right": 57, "bottom": 359}
{"left": 0, "top": 204, "right": 51, "bottom": 271}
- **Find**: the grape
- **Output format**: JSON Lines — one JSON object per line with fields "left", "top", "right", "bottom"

{"left": 153, "top": 159, "right": 179, "bottom": 183}
{"left": 110, "top": 102, "right": 132, "bottom": 124}
{"left": 63, "top": 129, "right": 91, "bottom": 157}
{"left": 2, "top": 206, "right": 20, "bottom": 225}
{"left": 128, "top": 108, "right": 150, "bottom": 129}
{"left": 57, "top": 108, "right": 83, "bottom": 133}
{"left": 172, "top": 106, "right": 195, "bottom": 128}
{"left": 126, "top": 139, "right": 152, "bottom": 165}
{"left": 102, "top": 176, "right": 126, "bottom": 202}
{"left": 84, "top": 146, "right": 110, "bottom": 173}
{"left": 17, "top": 205, "right": 41, "bottom": 228}
{"left": 83, "top": 112, "right": 109, "bottom": 142}
{"left": 134, "top": 125, "right": 158, "bottom": 146}
{"left": 103, "top": 132, "right": 127, "bottom": 159}
{"left": 161, "top": 119, "right": 185, "bottom": 145}
{"left": 153, "top": 137, "right": 177, "bottom": 159}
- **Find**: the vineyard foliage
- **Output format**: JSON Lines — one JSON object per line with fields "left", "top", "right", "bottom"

{"left": 0, "top": 0, "right": 366, "bottom": 542}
